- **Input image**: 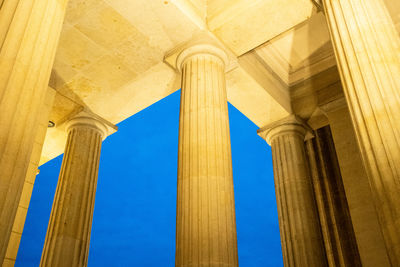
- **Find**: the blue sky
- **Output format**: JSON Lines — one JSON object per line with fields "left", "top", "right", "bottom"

{"left": 16, "top": 90, "right": 282, "bottom": 266}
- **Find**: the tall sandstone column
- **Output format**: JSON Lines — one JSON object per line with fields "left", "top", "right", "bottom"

{"left": 258, "top": 116, "right": 327, "bottom": 267}
{"left": 306, "top": 126, "right": 361, "bottom": 267}
{"left": 322, "top": 0, "right": 400, "bottom": 264}
{"left": 0, "top": 0, "right": 68, "bottom": 261}
{"left": 175, "top": 44, "right": 238, "bottom": 267}
{"left": 3, "top": 87, "right": 56, "bottom": 267}
{"left": 40, "top": 112, "right": 109, "bottom": 267}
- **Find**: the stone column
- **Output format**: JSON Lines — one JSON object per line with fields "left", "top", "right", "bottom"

{"left": 40, "top": 112, "right": 111, "bottom": 267}
{"left": 3, "top": 87, "right": 56, "bottom": 267}
{"left": 319, "top": 98, "right": 390, "bottom": 266}
{"left": 0, "top": 0, "right": 68, "bottom": 261}
{"left": 258, "top": 115, "right": 327, "bottom": 267}
{"left": 322, "top": 0, "right": 400, "bottom": 264}
{"left": 175, "top": 44, "right": 238, "bottom": 267}
{"left": 306, "top": 126, "right": 361, "bottom": 267}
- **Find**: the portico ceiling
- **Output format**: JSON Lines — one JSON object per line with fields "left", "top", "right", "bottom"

{"left": 41, "top": 0, "right": 400, "bottom": 165}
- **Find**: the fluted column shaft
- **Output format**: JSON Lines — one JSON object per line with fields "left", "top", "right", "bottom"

{"left": 260, "top": 117, "right": 327, "bottom": 267}
{"left": 306, "top": 126, "right": 361, "bottom": 267}
{"left": 3, "top": 87, "right": 56, "bottom": 267}
{"left": 40, "top": 114, "right": 107, "bottom": 267}
{"left": 322, "top": 0, "right": 400, "bottom": 264}
{"left": 176, "top": 44, "right": 238, "bottom": 267}
{"left": 0, "top": 0, "right": 67, "bottom": 261}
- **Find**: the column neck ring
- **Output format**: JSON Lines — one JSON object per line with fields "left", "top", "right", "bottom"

{"left": 66, "top": 115, "right": 108, "bottom": 140}
{"left": 176, "top": 44, "right": 228, "bottom": 72}
{"left": 265, "top": 123, "right": 307, "bottom": 145}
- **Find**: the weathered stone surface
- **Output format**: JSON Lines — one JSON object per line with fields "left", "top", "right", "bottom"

{"left": 322, "top": 0, "right": 400, "bottom": 264}
{"left": 175, "top": 44, "right": 238, "bottom": 267}
{"left": 40, "top": 112, "right": 115, "bottom": 267}
{"left": 0, "top": 0, "right": 67, "bottom": 262}
{"left": 2, "top": 88, "right": 56, "bottom": 267}
{"left": 2, "top": 0, "right": 400, "bottom": 266}
{"left": 258, "top": 116, "right": 327, "bottom": 267}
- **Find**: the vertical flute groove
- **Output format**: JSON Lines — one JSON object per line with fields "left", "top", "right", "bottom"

{"left": 306, "top": 127, "right": 362, "bottom": 267}
{"left": 264, "top": 121, "right": 327, "bottom": 267}
{"left": 0, "top": 0, "right": 67, "bottom": 260}
{"left": 322, "top": 0, "right": 400, "bottom": 264}
{"left": 41, "top": 122, "right": 104, "bottom": 267}
{"left": 176, "top": 48, "right": 238, "bottom": 267}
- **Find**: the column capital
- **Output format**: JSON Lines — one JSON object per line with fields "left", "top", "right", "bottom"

{"left": 257, "top": 115, "right": 312, "bottom": 145}
{"left": 176, "top": 43, "right": 228, "bottom": 72}
{"left": 41, "top": 109, "right": 106, "bottom": 266}
{"left": 164, "top": 31, "right": 237, "bottom": 73}
{"left": 65, "top": 110, "right": 117, "bottom": 140}
{"left": 268, "top": 116, "right": 327, "bottom": 266}
{"left": 175, "top": 37, "right": 238, "bottom": 265}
